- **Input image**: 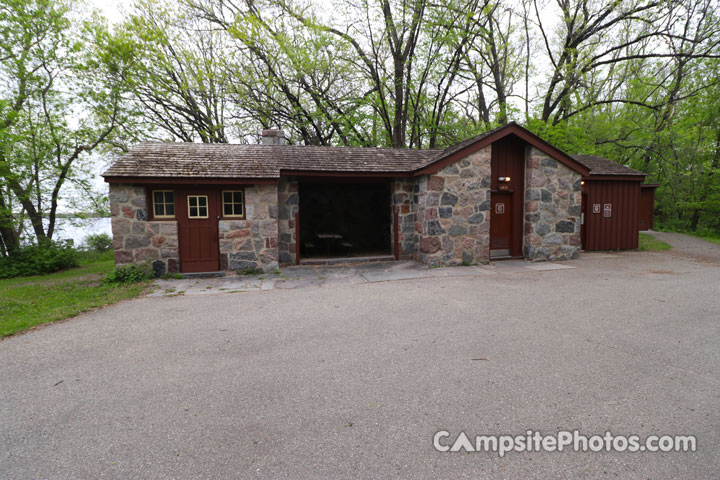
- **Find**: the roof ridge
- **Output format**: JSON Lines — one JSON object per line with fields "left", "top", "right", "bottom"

{"left": 131, "top": 140, "right": 442, "bottom": 153}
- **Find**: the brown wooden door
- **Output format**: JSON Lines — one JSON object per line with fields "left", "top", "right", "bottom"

{"left": 638, "top": 187, "right": 655, "bottom": 230}
{"left": 177, "top": 189, "right": 219, "bottom": 273}
{"left": 490, "top": 192, "right": 513, "bottom": 255}
{"left": 490, "top": 136, "right": 524, "bottom": 258}
{"left": 581, "top": 192, "right": 588, "bottom": 249}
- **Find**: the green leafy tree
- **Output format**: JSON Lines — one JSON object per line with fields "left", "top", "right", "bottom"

{"left": 122, "top": 0, "right": 232, "bottom": 143}
{"left": 0, "top": 0, "right": 138, "bottom": 253}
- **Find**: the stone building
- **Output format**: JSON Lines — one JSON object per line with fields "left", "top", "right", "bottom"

{"left": 103, "top": 123, "right": 652, "bottom": 274}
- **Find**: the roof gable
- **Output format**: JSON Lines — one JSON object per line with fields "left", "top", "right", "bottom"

{"left": 413, "top": 122, "right": 591, "bottom": 176}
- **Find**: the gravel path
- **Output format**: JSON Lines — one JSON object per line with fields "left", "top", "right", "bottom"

{"left": 648, "top": 230, "right": 720, "bottom": 264}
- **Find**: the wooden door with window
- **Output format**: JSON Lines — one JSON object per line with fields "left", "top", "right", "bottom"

{"left": 177, "top": 189, "right": 219, "bottom": 272}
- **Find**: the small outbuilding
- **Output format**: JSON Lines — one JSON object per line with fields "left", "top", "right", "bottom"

{"left": 103, "top": 123, "right": 654, "bottom": 274}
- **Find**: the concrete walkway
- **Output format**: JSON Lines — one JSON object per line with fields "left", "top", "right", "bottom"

{"left": 150, "top": 259, "right": 577, "bottom": 296}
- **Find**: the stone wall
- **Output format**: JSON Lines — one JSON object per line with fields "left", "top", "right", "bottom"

{"left": 416, "top": 146, "right": 492, "bottom": 266}
{"left": 392, "top": 178, "right": 418, "bottom": 260}
{"left": 524, "top": 148, "right": 583, "bottom": 260}
{"left": 219, "top": 183, "right": 279, "bottom": 272}
{"left": 277, "top": 176, "right": 299, "bottom": 265}
{"left": 109, "top": 184, "right": 180, "bottom": 276}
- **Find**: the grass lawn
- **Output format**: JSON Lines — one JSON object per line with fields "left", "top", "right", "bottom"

{"left": 638, "top": 233, "right": 672, "bottom": 251}
{"left": 0, "top": 252, "right": 148, "bottom": 337}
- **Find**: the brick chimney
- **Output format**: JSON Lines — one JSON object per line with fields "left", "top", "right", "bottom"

{"left": 261, "top": 128, "right": 287, "bottom": 145}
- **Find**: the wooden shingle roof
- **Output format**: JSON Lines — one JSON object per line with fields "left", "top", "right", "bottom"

{"left": 570, "top": 155, "right": 645, "bottom": 177}
{"left": 103, "top": 142, "right": 441, "bottom": 179}
{"left": 103, "top": 125, "right": 645, "bottom": 181}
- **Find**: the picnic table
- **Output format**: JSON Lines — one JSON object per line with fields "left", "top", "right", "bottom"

{"left": 315, "top": 233, "right": 343, "bottom": 240}
{"left": 316, "top": 233, "right": 343, "bottom": 255}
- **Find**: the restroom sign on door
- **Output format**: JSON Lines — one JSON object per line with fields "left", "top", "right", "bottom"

{"left": 603, "top": 204, "right": 612, "bottom": 218}
{"left": 495, "top": 203, "right": 505, "bottom": 214}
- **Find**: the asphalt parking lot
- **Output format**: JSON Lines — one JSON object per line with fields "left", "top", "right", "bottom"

{"left": 1, "top": 239, "right": 719, "bottom": 479}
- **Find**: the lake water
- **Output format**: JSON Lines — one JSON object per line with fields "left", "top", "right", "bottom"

{"left": 21, "top": 217, "right": 112, "bottom": 247}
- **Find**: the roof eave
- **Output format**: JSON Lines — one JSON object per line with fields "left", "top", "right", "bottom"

{"left": 279, "top": 169, "right": 412, "bottom": 178}
{"left": 584, "top": 174, "right": 646, "bottom": 181}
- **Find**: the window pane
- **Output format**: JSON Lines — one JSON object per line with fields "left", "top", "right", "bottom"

{"left": 154, "top": 191, "right": 163, "bottom": 204}
{"left": 164, "top": 191, "right": 174, "bottom": 204}
{"left": 189, "top": 206, "right": 197, "bottom": 217}
{"left": 221, "top": 191, "right": 243, "bottom": 217}
{"left": 154, "top": 203, "right": 163, "bottom": 216}
{"left": 189, "top": 197, "right": 197, "bottom": 208}
{"left": 166, "top": 204, "right": 174, "bottom": 216}
{"left": 199, "top": 206, "right": 207, "bottom": 217}
{"left": 198, "top": 196, "right": 207, "bottom": 207}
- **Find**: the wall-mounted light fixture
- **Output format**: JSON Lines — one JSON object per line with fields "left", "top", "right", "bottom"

{"left": 581, "top": 180, "right": 585, "bottom": 186}
{"left": 498, "top": 176, "right": 511, "bottom": 182}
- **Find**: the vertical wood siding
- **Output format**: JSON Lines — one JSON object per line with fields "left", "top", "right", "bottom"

{"left": 583, "top": 180, "right": 641, "bottom": 251}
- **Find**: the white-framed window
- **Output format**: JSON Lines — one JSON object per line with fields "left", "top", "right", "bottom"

{"left": 187, "top": 195, "right": 209, "bottom": 219}
{"left": 222, "top": 190, "right": 244, "bottom": 217}
{"left": 152, "top": 190, "right": 175, "bottom": 218}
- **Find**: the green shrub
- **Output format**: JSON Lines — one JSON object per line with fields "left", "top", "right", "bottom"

{"left": 103, "top": 264, "right": 153, "bottom": 285}
{"left": 0, "top": 242, "right": 79, "bottom": 279}
{"left": 84, "top": 233, "right": 113, "bottom": 252}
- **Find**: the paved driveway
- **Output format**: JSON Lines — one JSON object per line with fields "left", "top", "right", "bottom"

{"left": 1, "top": 241, "right": 719, "bottom": 479}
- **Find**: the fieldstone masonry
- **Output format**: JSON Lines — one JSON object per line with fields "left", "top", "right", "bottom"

{"left": 109, "top": 184, "right": 180, "bottom": 276}
{"left": 218, "top": 184, "right": 279, "bottom": 272}
{"left": 392, "top": 179, "right": 418, "bottom": 259}
{"left": 277, "top": 177, "right": 299, "bottom": 265}
{"left": 416, "top": 146, "right": 492, "bottom": 266}
{"left": 524, "top": 148, "right": 583, "bottom": 260}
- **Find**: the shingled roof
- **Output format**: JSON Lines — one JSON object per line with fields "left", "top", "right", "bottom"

{"left": 102, "top": 142, "right": 440, "bottom": 179}
{"left": 570, "top": 155, "right": 645, "bottom": 177}
{"left": 103, "top": 125, "right": 644, "bottom": 180}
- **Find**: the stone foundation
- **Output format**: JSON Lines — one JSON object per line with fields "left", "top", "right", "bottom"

{"left": 109, "top": 184, "right": 180, "bottom": 276}
{"left": 524, "top": 148, "right": 583, "bottom": 261}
